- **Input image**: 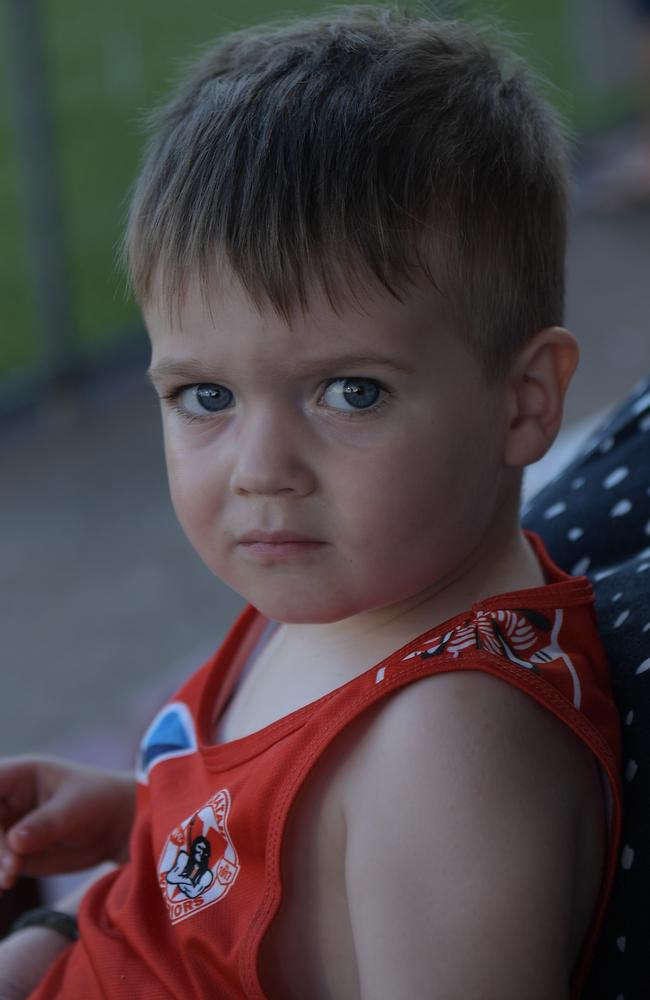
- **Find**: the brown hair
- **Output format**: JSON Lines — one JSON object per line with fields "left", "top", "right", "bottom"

{"left": 125, "top": 4, "right": 568, "bottom": 380}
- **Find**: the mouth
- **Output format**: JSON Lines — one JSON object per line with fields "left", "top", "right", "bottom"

{"left": 237, "top": 530, "right": 325, "bottom": 561}
{"left": 239, "top": 530, "right": 320, "bottom": 544}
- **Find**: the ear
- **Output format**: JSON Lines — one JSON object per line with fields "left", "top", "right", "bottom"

{"left": 503, "top": 327, "right": 579, "bottom": 468}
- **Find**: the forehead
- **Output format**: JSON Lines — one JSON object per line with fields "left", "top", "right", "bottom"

{"left": 144, "top": 269, "right": 466, "bottom": 375}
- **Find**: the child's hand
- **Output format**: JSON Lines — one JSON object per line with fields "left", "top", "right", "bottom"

{"left": 0, "top": 925, "right": 71, "bottom": 1000}
{"left": 0, "top": 756, "right": 136, "bottom": 890}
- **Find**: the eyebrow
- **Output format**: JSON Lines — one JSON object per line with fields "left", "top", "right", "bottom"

{"left": 147, "top": 359, "right": 211, "bottom": 385}
{"left": 148, "top": 353, "right": 414, "bottom": 384}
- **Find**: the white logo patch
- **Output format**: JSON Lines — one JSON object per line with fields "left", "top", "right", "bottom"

{"left": 158, "top": 789, "right": 240, "bottom": 924}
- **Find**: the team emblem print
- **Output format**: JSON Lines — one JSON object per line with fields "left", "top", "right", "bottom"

{"left": 158, "top": 789, "right": 240, "bottom": 924}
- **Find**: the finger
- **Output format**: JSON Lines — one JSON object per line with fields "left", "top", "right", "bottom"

{"left": 5, "top": 803, "right": 67, "bottom": 857}
{"left": 0, "top": 849, "right": 22, "bottom": 891}
{"left": 0, "top": 760, "right": 37, "bottom": 828}
{"left": 0, "top": 757, "right": 37, "bottom": 792}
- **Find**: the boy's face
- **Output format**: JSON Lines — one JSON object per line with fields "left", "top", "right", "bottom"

{"left": 146, "top": 273, "right": 513, "bottom": 625}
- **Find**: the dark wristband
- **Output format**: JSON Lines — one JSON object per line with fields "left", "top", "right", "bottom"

{"left": 9, "top": 906, "right": 79, "bottom": 941}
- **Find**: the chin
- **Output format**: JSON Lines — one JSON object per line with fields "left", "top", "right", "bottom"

{"left": 245, "top": 589, "right": 368, "bottom": 625}
{"left": 251, "top": 603, "right": 350, "bottom": 625}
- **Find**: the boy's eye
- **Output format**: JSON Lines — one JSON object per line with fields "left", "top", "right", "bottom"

{"left": 321, "top": 377, "right": 383, "bottom": 411}
{"left": 178, "top": 383, "right": 234, "bottom": 415}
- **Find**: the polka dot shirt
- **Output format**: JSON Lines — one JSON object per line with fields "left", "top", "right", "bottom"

{"left": 524, "top": 377, "right": 650, "bottom": 1000}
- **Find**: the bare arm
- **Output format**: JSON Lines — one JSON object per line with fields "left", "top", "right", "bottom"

{"left": 341, "top": 671, "right": 605, "bottom": 1000}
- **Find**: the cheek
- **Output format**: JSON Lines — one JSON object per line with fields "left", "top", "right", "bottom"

{"left": 163, "top": 437, "right": 218, "bottom": 547}
{"left": 345, "top": 418, "right": 502, "bottom": 553}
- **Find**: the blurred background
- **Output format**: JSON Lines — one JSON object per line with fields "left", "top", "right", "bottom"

{"left": 1, "top": 0, "right": 649, "bottom": 775}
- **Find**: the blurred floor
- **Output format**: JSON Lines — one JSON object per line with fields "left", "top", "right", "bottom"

{"left": 1, "top": 177, "right": 649, "bottom": 762}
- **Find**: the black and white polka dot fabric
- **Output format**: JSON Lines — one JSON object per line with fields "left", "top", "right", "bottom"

{"left": 523, "top": 376, "right": 650, "bottom": 1000}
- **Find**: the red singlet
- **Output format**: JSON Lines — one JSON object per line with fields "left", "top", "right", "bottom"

{"left": 30, "top": 532, "right": 622, "bottom": 999}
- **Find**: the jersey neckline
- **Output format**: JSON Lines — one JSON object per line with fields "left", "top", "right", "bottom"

{"left": 196, "top": 530, "right": 594, "bottom": 771}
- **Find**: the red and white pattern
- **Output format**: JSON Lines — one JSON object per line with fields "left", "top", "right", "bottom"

{"left": 400, "top": 606, "right": 582, "bottom": 707}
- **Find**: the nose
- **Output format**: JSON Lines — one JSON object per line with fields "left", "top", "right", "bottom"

{"left": 229, "top": 406, "right": 316, "bottom": 497}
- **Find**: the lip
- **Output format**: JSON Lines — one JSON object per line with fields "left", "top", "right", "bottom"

{"left": 237, "top": 530, "right": 325, "bottom": 562}
{"left": 238, "top": 530, "right": 321, "bottom": 544}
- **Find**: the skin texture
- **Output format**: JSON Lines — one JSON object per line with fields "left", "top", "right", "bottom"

{"left": 0, "top": 927, "right": 72, "bottom": 1000}
{"left": 0, "top": 758, "right": 135, "bottom": 889}
{"left": 338, "top": 672, "right": 604, "bottom": 1000}
{"left": 145, "top": 272, "right": 576, "bottom": 655}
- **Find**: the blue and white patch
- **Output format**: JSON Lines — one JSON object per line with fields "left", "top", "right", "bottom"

{"left": 137, "top": 701, "right": 198, "bottom": 783}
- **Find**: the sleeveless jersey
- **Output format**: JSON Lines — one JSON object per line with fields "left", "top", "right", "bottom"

{"left": 30, "top": 532, "right": 622, "bottom": 999}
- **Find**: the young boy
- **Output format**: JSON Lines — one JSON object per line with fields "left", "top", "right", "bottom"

{"left": 0, "top": 6, "right": 622, "bottom": 998}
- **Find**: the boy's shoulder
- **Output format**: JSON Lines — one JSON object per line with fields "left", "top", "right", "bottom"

{"left": 331, "top": 669, "right": 604, "bottom": 998}
{"left": 264, "top": 667, "right": 604, "bottom": 999}
{"left": 339, "top": 665, "right": 600, "bottom": 817}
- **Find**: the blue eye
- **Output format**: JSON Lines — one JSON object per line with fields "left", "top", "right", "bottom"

{"left": 179, "top": 383, "right": 233, "bottom": 415}
{"left": 321, "top": 378, "right": 383, "bottom": 411}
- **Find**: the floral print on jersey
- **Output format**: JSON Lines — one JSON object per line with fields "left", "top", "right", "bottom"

{"left": 402, "top": 607, "right": 582, "bottom": 707}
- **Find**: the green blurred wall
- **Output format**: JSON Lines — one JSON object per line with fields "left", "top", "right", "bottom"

{"left": 0, "top": 0, "right": 637, "bottom": 381}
